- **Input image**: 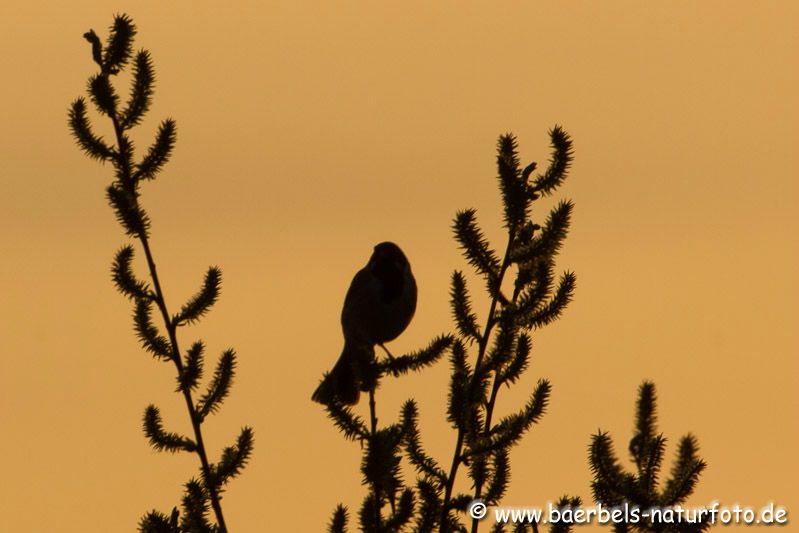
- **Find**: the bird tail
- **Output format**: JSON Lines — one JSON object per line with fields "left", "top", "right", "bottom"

{"left": 312, "top": 350, "right": 360, "bottom": 405}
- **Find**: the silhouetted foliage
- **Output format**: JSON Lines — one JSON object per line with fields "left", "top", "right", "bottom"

{"left": 319, "top": 129, "right": 578, "bottom": 533}
{"left": 429, "top": 129, "right": 577, "bottom": 533}
{"left": 68, "top": 14, "right": 252, "bottom": 533}
{"left": 321, "top": 336, "right": 454, "bottom": 532}
{"left": 589, "top": 382, "right": 710, "bottom": 532}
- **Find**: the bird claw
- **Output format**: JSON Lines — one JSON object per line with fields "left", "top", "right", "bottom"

{"left": 378, "top": 343, "right": 396, "bottom": 362}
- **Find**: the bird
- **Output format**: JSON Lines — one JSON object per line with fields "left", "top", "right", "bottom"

{"left": 312, "top": 241, "right": 417, "bottom": 405}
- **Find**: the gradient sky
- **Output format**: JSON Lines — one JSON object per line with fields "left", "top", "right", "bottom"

{"left": 1, "top": 2, "right": 797, "bottom": 531}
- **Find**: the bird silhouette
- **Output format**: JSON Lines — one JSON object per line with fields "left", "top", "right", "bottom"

{"left": 312, "top": 242, "right": 417, "bottom": 405}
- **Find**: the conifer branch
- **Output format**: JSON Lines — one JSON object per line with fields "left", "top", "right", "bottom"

{"left": 135, "top": 119, "right": 176, "bottom": 181}
{"left": 69, "top": 14, "right": 252, "bottom": 532}
{"left": 88, "top": 73, "right": 119, "bottom": 116}
{"left": 181, "top": 480, "right": 213, "bottom": 532}
{"left": 112, "top": 245, "right": 152, "bottom": 300}
{"left": 482, "top": 314, "right": 516, "bottom": 374}
{"left": 325, "top": 402, "right": 369, "bottom": 441}
{"left": 134, "top": 298, "right": 172, "bottom": 360}
{"left": 138, "top": 510, "right": 178, "bottom": 533}
{"left": 106, "top": 182, "right": 150, "bottom": 237}
{"left": 510, "top": 201, "right": 573, "bottom": 264}
{"left": 531, "top": 126, "right": 573, "bottom": 197}
{"left": 631, "top": 381, "right": 657, "bottom": 466}
{"left": 446, "top": 339, "right": 471, "bottom": 429}
{"left": 483, "top": 448, "right": 509, "bottom": 505}
{"left": 520, "top": 271, "right": 576, "bottom": 329}
{"left": 196, "top": 350, "right": 236, "bottom": 421}
{"left": 173, "top": 267, "right": 221, "bottom": 327}
{"left": 589, "top": 432, "right": 627, "bottom": 505}
{"left": 545, "top": 496, "right": 582, "bottom": 533}
{"left": 323, "top": 332, "right": 450, "bottom": 531}
{"left": 178, "top": 341, "right": 205, "bottom": 393}
{"left": 143, "top": 405, "right": 197, "bottom": 453}
{"left": 415, "top": 480, "right": 444, "bottom": 532}
{"left": 497, "top": 134, "right": 528, "bottom": 230}
{"left": 515, "top": 261, "right": 554, "bottom": 320}
{"left": 364, "top": 391, "right": 391, "bottom": 528}
{"left": 328, "top": 505, "right": 349, "bottom": 533}
{"left": 453, "top": 209, "right": 502, "bottom": 293}
{"left": 590, "top": 383, "right": 710, "bottom": 531}
{"left": 662, "top": 435, "right": 706, "bottom": 506}
{"left": 212, "top": 427, "right": 254, "bottom": 487}
{"left": 464, "top": 380, "right": 550, "bottom": 459}
{"left": 496, "top": 333, "right": 530, "bottom": 386}
{"left": 402, "top": 400, "right": 447, "bottom": 485}
{"left": 121, "top": 50, "right": 155, "bottom": 129}
{"left": 384, "top": 489, "right": 415, "bottom": 530}
{"left": 102, "top": 13, "right": 136, "bottom": 74}
{"left": 380, "top": 335, "right": 453, "bottom": 376}
{"left": 451, "top": 271, "right": 482, "bottom": 343}
{"left": 436, "top": 131, "right": 576, "bottom": 532}
{"left": 68, "top": 98, "right": 115, "bottom": 161}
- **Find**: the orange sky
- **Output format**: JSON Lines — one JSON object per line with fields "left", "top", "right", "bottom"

{"left": 1, "top": 2, "right": 797, "bottom": 531}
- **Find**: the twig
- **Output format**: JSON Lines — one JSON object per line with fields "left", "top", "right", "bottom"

{"left": 110, "top": 114, "right": 228, "bottom": 533}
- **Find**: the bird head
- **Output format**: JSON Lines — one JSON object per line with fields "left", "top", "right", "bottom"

{"left": 369, "top": 242, "right": 412, "bottom": 300}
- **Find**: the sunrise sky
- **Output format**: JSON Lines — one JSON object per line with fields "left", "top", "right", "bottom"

{"left": 1, "top": 2, "right": 797, "bottom": 531}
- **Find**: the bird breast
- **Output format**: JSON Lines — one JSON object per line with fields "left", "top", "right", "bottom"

{"left": 341, "top": 265, "right": 417, "bottom": 345}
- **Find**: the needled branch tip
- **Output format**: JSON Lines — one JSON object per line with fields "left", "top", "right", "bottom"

{"left": 180, "top": 480, "right": 212, "bottom": 532}
{"left": 103, "top": 13, "right": 136, "bottom": 74}
{"left": 68, "top": 98, "right": 115, "bottom": 161}
{"left": 532, "top": 125, "right": 574, "bottom": 197}
{"left": 121, "top": 50, "right": 155, "bottom": 129}
{"left": 196, "top": 349, "right": 236, "bottom": 421}
{"left": 432, "top": 130, "right": 578, "bottom": 531}
{"left": 174, "top": 267, "right": 222, "bottom": 327}
{"left": 72, "top": 14, "right": 250, "bottom": 533}
{"left": 497, "top": 133, "right": 529, "bottom": 229}
{"left": 88, "top": 73, "right": 119, "bottom": 117}
{"left": 212, "top": 427, "right": 254, "bottom": 487}
{"left": 325, "top": 402, "right": 369, "bottom": 441}
{"left": 143, "top": 405, "right": 197, "bottom": 453}
{"left": 453, "top": 209, "right": 501, "bottom": 295}
{"left": 450, "top": 271, "right": 481, "bottom": 343}
{"left": 106, "top": 183, "right": 150, "bottom": 237}
{"left": 177, "top": 341, "right": 205, "bottom": 393}
{"left": 135, "top": 119, "right": 176, "bottom": 181}
{"left": 590, "top": 382, "right": 709, "bottom": 528}
{"left": 111, "top": 245, "right": 151, "bottom": 300}
{"left": 380, "top": 335, "right": 453, "bottom": 376}
{"left": 328, "top": 504, "right": 349, "bottom": 533}
{"left": 134, "top": 297, "right": 172, "bottom": 360}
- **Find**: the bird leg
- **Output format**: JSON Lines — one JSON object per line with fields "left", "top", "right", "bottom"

{"left": 377, "top": 343, "right": 396, "bottom": 362}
